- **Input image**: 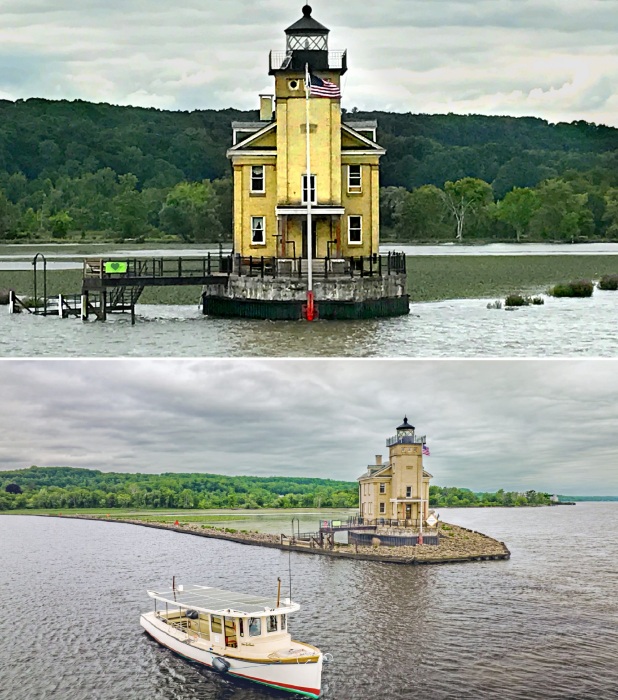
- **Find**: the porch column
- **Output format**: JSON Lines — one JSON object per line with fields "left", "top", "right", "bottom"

{"left": 277, "top": 215, "right": 283, "bottom": 257}
{"left": 335, "top": 216, "right": 342, "bottom": 257}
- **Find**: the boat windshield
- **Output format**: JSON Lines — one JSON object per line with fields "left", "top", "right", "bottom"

{"left": 249, "top": 617, "right": 261, "bottom": 636}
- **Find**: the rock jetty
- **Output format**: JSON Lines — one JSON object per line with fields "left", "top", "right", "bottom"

{"left": 54, "top": 515, "right": 510, "bottom": 565}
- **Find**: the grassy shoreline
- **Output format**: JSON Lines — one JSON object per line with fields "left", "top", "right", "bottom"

{"left": 3, "top": 254, "right": 618, "bottom": 303}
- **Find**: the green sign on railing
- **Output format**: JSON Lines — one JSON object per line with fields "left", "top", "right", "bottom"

{"left": 104, "top": 261, "right": 128, "bottom": 274}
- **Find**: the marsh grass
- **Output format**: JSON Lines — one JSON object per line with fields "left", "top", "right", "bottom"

{"left": 4, "top": 255, "right": 618, "bottom": 304}
{"left": 504, "top": 294, "right": 529, "bottom": 307}
{"left": 549, "top": 279, "right": 594, "bottom": 298}
{"left": 598, "top": 274, "right": 618, "bottom": 290}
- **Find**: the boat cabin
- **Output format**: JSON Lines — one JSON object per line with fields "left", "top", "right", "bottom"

{"left": 146, "top": 584, "right": 315, "bottom": 660}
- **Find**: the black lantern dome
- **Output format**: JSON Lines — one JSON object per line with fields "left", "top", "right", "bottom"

{"left": 270, "top": 5, "right": 346, "bottom": 75}
{"left": 397, "top": 416, "right": 415, "bottom": 433}
{"left": 285, "top": 5, "right": 330, "bottom": 51}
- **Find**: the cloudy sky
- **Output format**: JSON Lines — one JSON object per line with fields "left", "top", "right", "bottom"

{"left": 1, "top": 1, "right": 618, "bottom": 126}
{"left": 1, "top": 358, "right": 616, "bottom": 495}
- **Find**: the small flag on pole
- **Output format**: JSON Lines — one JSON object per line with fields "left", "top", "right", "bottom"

{"left": 307, "top": 72, "right": 341, "bottom": 98}
{"left": 422, "top": 444, "right": 430, "bottom": 456}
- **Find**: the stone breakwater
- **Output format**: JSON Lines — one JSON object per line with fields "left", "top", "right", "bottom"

{"left": 53, "top": 515, "right": 510, "bottom": 565}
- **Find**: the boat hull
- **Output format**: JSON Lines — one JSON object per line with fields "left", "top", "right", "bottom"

{"left": 140, "top": 613, "right": 323, "bottom": 698}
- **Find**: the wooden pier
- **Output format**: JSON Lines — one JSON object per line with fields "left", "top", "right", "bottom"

{"left": 81, "top": 255, "right": 231, "bottom": 323}
{"left": 7, "top": 250, "right": 408, "bottom": 323}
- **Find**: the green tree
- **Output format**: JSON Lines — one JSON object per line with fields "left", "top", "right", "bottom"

{"left": 48, "top": 210, "right": 73, "bottom": 239}
{"left": 495, "top": 187, "right": 540, "bottom": 242}
{"left": 442, "top": 178, "right": 494, "bottom": 240}
{"left": 399, "top": 185, "right": 450, "bottom": 241}
{"left": 159, "top": 180, "right": 224, "bottom": 243}
{"left": 529, "top": 179, "right": 594, "bottom": 241}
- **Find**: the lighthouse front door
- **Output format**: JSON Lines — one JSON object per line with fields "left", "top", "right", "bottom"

{"left": 301, "top": 221, "right": 318, "bottom": 259}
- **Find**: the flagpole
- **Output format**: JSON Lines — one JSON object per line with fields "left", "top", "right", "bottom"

{"left": 304, "top": 63, "right": 314, "bottom": 321}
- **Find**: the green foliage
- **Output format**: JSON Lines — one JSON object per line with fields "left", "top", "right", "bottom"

{"left": 495, "top": 187, "right": 540, "bottom": 242}
{"left": 504, "top": 294, "right": 530, "bottom": 307}
{"left": 0, "top": 466, "right": 359, "bottom": 511}
{"left": 429, "top": 486, "right": 551, "bottom": 507}
{"left": 598, "top": 274, "right": 618, "bottom": 290}
{"left": 2, "top": 100, "right": 618, "bottom": 244}
{"left": 159, "top": 180, "right": 224, "bottom": 242}
{"left": 549, "top": 279, "right": 594, "bottom": 297}
{"left": 442, "top": 178, "right": 494, "bottom": 240}
{"left": 504, "top": 294, "right": 545, "bottom": 307}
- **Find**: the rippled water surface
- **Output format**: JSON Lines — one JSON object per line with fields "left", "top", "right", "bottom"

{"left": 2, "top": 290, "right": 617, "bottom": 357}
{"left": 2, "top": 505, "right": 617, "bottom": 700}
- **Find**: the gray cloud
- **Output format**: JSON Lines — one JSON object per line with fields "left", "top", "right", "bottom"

{"left": 0, "top": 359, "right": 617, "bottom": 496}
{"left": 1, "top": 1, "right": 618, "bottom": 124}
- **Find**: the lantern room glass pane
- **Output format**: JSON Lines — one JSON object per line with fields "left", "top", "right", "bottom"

{"left": 288, "top": 35, "right": 328, "bottom": 51}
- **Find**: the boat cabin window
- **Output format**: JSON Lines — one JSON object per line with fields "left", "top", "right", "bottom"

{"left": 280, "top": 614, "right": 287, "bottom": 630}
{"left": 248, "top": 617, "right": 261, "bottom": 637}
{"left": 211, "top": 615, "right": 222, "bottom": 634}
{"left": 267, "top": 615, "right": 278, "bottom": 633}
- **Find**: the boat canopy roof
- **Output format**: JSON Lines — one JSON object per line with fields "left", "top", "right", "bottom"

{"left": 147, "top": 584, "right": 300, "bottom": 618}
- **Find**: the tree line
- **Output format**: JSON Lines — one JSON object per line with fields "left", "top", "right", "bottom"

{"left": 1, "top": 466, "right": 552, "bottom": 511}
{"left": 0, "top": 466, "right": 358, "bottom": 510}
{"left": 1, "top": 98, "right": 618, "bottom": 243}
{"left": 429, "top": 485, "right": 551, "bottom": 508}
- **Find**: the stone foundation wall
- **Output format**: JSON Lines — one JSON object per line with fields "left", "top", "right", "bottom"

{"left": 202, "top": 273, "right": 407, "bottom": 303}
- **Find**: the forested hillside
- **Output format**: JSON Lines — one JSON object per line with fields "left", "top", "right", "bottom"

{"left": 1, "top": 466, "right": 552, "bottom": 511}
{"left": 0, "top": 466, "right": 358, "bottom": 509}
{"left": 2, "top": 98, "right": 618, "bottom": 243}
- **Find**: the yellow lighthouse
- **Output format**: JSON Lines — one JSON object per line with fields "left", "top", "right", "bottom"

{"left": 227, "top": 4, "right": 384, "bottom": 260}
{"left": 202, "top": 5, "right": 409, "bottom": 320}
{"left": 358, "top": 417, "right": 432, "bottom": 525}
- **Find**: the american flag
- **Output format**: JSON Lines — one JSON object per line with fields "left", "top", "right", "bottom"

{"left": 422, "top": 444, "right": 430, "bottom": 456}
{"left": 307, "top": 72, "right": 341, "bottom": 98}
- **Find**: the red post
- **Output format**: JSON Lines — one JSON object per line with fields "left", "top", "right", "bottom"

{"left": 304, "top": 290, "right": 315, "bottom": 321}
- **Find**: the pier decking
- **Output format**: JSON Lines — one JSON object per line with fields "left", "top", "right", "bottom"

{"left": 8, "top": 251, "right": 408, "bottom": 323}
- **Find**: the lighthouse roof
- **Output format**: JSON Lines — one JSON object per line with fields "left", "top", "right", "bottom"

{"left": 397, "top": 416, "right": 415, "bottom": 431}
{"left": 286, "top": 5, "right": 329, "bottom": 35}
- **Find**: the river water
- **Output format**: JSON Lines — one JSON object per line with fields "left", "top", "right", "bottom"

{"left": 2, "top": 290, "right": 617, "bottom": 357}
{"left": 1, "top": 505, "right": 617, "bottom": 700}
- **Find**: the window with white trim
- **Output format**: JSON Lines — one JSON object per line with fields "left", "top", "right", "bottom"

{"left": 348, "top": 164, "right": 362, "bottom": 192}
{"left": 379, "top": 483, "right": 385, "bottom": 494}
{"left": 406, "top": 486, "right": 412, "bottom": 498}
{"left": 302, "top": 175, "right": 317, "bottom": 204}
{"left": 379, "top": 502, "right": 385, "bottom": 514}
{"left": 250, "top": 165, "right": 265, "bottom": 193}
{"left": 348, "top": 215, "right": 362, "bottom": 245}
{"left": 251, "top": 216, "right": 265, "bottom": 245}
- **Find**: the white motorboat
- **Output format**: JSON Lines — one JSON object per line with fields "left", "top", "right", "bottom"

{"left": 140, "top": 582, "right": 328, "bottom": 698}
